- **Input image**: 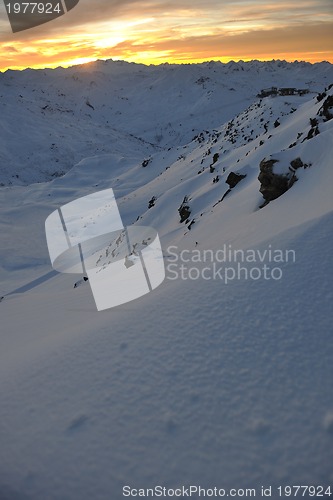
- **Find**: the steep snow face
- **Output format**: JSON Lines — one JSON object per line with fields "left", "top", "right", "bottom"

{"left": 112, "top": 86, "right": 333, "bottom": 243}
{"left": 0, "top": 59, "right": 332, "bottom": 185}
{"left": 0, "top": 62, "right": 333, "bottom": 500}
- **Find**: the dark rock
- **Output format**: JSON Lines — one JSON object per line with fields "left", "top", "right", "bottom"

{"left": 258, "top": 158, "right": 290, "bottom": 202}
{"left": 214, "top": 171, "right": 246, "bottom": 206}
{"left": 213, "top": 189, "right": 231, "bottom": 207}
{"left": 178, "top": 196, "right": 191, "bottom": 223}
{"left": 212, "top": 152, "right": 219, "bottom": 164}
{"left": 187, "top": 219, "right": 195, "bottom": 230}
{"left": 317, "top": 92, "right": 327, "bottom": 102}
{"left": 148, "top": 196, "right": 156, "bottom": 209}
{"left": 306, "top": 126, "right": 320, "bottom": 140}
{"left": 318, "top": 95, "right": 333, "bottom": 122}
{"left": 142, "top": 158, "right": 151, "bottom": 167}
{"left": 221, "top": 189, "right": 231, "bottom": 201}
{"left": 226, "top": 171, "right": 246, "bottom": 188}
{"left": 290, "top": 157, "right": 304, "bottom": 170}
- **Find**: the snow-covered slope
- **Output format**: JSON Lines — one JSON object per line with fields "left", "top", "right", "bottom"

{"left": 0, "top": 59, "right": 332, "bottom": 185}
{"left": 0, "top": 61, "right": 332, "bottom": 500}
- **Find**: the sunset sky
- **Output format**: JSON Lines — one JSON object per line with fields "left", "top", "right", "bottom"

{"left": 0, "top": 0, "right": 332, "bottom": 71}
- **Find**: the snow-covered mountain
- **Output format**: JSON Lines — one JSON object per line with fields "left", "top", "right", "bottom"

{"left": 0, "top": 60, "right": 333, "bottom": 500}
{"left": 0, "top": 59, "right": 332, "bottom": 185}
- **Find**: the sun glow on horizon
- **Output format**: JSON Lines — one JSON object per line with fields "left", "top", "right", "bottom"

{"left": 0, "top": 1, "right": 332, "bottom": 72}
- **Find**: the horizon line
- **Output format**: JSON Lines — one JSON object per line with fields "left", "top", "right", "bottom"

{"left": 1, "top": 56, "right": 332, "bottom": 74}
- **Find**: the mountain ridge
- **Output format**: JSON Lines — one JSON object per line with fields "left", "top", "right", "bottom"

{"left": 0, "top": 59, "right": 332, "bottom": 185}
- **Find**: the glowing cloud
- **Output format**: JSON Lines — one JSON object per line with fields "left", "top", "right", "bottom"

{"left": 0, "top": 0, "right": 332, "bottom": 70}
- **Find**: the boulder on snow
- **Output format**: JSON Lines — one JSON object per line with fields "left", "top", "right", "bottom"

{"left": 258, "top": 156, "right": 308, "bottom": 205}
{"left": 290, "top": 157, "right": 304, "bottom": 170}
{"left": 226, "top": 171, "right": 246, "bottom": 188}
{"left": 258, "top": 158, "right": 291, "bottom": 203}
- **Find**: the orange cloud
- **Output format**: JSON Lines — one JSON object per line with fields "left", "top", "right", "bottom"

{"left": 0, "top": 0, "right": 332, "bottom": 70}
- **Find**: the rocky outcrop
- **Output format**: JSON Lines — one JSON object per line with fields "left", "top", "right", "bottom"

{"left": 258, "top": 156, "right": 309, "bottom": 206}
{"left": 258, "top": 158, "right": 292, "bottom": 204}
{"left": 318, "top": 95, "right": 333, "bottom": 122}
{"left": 258, "top": 159, "right": 287, "bottom": 202}
{"left": 213, "top": 171, "right": 247, "bottom": 204}
{"left": 304, "top": 94, "right": 333, "bottom": 142}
